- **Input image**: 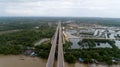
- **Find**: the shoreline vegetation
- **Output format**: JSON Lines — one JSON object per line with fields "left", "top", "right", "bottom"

{"left": 0, "top": 18, "right": 120, "bottom": 67}
{"left": 35, "top": 39, "right": 120, "bottom": 65}
{"left": 0, "top": 25, "right": 120, "bottom": 65}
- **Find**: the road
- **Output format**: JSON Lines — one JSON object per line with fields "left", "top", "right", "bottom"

{"left": 46, "top": 22, "right": 64, "bottom": 67}
{"left": 57, "top": 22, "right": 64, "bottom": 67}
{"left": 46, "top": 24, "right": 59, "bottom": 67}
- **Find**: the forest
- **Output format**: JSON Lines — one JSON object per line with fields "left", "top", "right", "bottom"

{"left": 0, "top": 20, "right": 55, "bottom": 54}
{"left": 0, "top": 17, "right": 120, "bottom": 64}
{"left": 1, "top": 17, "right": 120, "bottom": 31}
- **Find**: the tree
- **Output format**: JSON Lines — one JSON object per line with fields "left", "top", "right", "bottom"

{"left": 65, "top": 54, "right": 76, "bottom": 63}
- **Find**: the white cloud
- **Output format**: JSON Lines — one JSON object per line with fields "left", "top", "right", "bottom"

{"left": 1, "top": 0, "right": 120, "bottom": 17}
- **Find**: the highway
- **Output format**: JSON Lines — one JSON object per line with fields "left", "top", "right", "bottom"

{"left": 57, "top": 22, "right": 64, "bottom": 67}
{"left": 46, "top": 22, "right": 64, "bottom": 67}
{"left": 46, "top": 24, "right": 59, "bottom": 67}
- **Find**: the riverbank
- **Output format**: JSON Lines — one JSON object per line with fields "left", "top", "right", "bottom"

{"left": 0, "top": 55, "right": 46, "bottom": 67}
{"left": 0, "top": 55, "right": 119, "bottom": 67}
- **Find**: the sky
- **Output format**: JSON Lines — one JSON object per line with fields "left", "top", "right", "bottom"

{"left": 0, "top": 0, "right": 120, "bottom": 18}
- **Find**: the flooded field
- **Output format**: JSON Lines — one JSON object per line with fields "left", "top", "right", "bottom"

{"left": 115, "top": 40, "right": 120, "bottom": 49}
{"left": 66, "top": 30, "right": 113, "bottom": 49}
{"left": 95, "top": 43, "right": 112, "bottom": 48}
{"left": 70, "top": 38, "right": 81, "bottom": 49}
{"left": 0, "top": 55, "right": 119, "bottom": 67}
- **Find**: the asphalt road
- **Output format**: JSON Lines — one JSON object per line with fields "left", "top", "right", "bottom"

{"left": 46, "top": 24, "right": 59, "bottom": 67}
{"left": 46, "top": 22, "right": 64, "bottom": 67}
{"left": 57, "top": 22, "right": 64, "bottom": 67}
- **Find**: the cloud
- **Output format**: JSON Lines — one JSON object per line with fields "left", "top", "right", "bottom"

{"left": 0, "top": 0, "right": 120, "bottom": 17}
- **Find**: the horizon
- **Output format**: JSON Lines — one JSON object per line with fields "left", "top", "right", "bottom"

{"left": 1, "top": 16, "right": 120, "bottom": 19}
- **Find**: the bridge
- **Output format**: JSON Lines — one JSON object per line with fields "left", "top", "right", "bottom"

{"left": 46, "top": 22, "right": 64, "bottom": 67}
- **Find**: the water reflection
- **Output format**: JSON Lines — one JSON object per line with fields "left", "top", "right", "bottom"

{"left": 66, "top": 30, "right": 112, "bottom": 49}
{"left": 115, "top": 40, "right": 120, "bottom": 49}
{"left": 34, "top": 38, "right": 50, "bottom": 46}
{"left": 70, "top": 38, "right": 81, "bottom": 49}
{"left": 95, "top": 43, "right": 112, "bottom": 48}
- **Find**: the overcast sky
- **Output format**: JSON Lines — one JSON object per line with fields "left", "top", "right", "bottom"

{"left": 0, "top": 0, "right": 120, "bottom": 18}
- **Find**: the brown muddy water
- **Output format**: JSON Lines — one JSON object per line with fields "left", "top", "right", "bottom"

{"left": 0, "top": 55, "right": 119, "bottom": 67}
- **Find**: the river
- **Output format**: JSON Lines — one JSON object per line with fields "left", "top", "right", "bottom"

{"left": 34, "top": 38, "right": 50, "bottom": 46}
{"left": 0, "top": 55, "right": 119, "bottom": 67}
